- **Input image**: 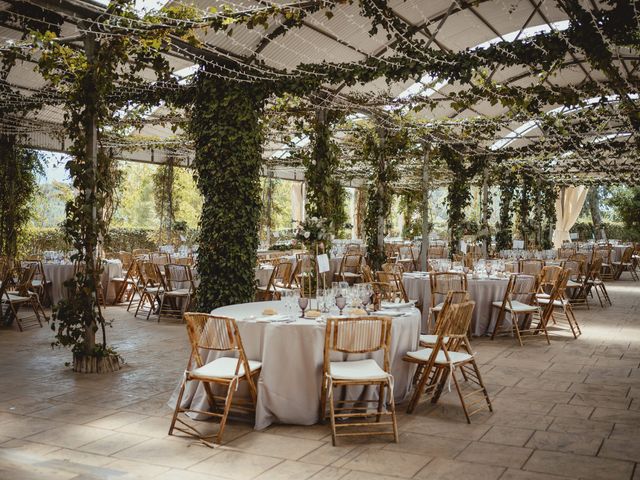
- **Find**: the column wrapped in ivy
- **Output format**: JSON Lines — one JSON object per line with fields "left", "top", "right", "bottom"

{"left": 495, "top": 171, "right": 518, "bottom": 251}
{"left": 189, "top": 72, "right": 266, "bottom": 311}
{"left": 304, "top": 107, "right": 347, "bottom": 236}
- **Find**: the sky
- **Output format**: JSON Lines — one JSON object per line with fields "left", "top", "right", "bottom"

{"left": 40, "top": 152, "right": 71, "bottom": 184}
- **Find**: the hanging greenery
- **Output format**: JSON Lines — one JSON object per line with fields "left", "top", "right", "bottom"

{"left": 355, "top": 120, "right": 410, "bottom": 270}
{"left": 189, "top": 71, "right": 267, "bottom": 311}
{"left": 517, "top": 171, "right": 535, "bottom": 246}
{"left": 152, "top": 158, "right": 177, "bottom": 245}
{"left": 495, "top": 171, "right": 518, "bottom": 251}
{"left": 303, "top": 106, "right": 348, "bottom": 236}
{"left": 0, "top": 133, "right": 42, "bottom": 259}
{"left": 443, "top": 145, "right": 484, "bottom": 254}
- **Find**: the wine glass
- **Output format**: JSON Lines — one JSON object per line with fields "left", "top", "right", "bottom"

{"left": 335, "top": 295, "right": 346, "bottom": 315}
{"left": 360, "top": 285, "right": 371, "bottom": 311}
{"left": 298, "top": 296, "right": 309, "bottom": 318}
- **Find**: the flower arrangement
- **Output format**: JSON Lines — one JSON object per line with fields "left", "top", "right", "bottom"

{"left": 295, "top": 216, "right": 332, "bottom": 247}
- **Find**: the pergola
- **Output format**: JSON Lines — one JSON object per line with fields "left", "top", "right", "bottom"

{"left": 0, "top": 0, "right": 637, "bottom": 185}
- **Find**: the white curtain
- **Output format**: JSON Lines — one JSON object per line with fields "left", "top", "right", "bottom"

{"left": 552, "top": 186, "right": 588, "bottom": 248}
{"left": 291, "top": 181, "right": 305, "bottom": 225}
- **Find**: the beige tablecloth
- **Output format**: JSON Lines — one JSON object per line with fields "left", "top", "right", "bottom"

{"left": 403, "top": 272, "right": 515, "bottom": 336}
{"left": 43, "top": 261, "right": 122, "bottom": 305}
{"left": 169, "top": 300, "right": 420, "bottom": 430}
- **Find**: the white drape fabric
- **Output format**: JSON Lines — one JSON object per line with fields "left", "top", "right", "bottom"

{"left": 290, "top": 181, "right": 304, "bottom": 224}
{"left": 552, "top": 186, "right": 588, "bottom": 248}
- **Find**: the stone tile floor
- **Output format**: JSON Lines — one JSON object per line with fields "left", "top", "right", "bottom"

{"left": 1, "top": 279, "right": 639, "bottom": 480}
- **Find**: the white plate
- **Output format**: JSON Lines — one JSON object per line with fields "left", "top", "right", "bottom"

{"left": 380, "top": 301, "right": 415, "bottom": 310}
{"left": 375, "top": 310, "right": 406, "bottom": 317}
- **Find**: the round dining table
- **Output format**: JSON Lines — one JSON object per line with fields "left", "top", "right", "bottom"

{"left": 403, "top": 272, "right": 519, "bottom": 336}
{"left": 169, "top": 300, "right": 421, "bottom": 430}
{"left": 42, "top": 260, "right": 122, "bottom": 305}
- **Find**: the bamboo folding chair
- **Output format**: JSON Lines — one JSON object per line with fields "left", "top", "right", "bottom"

{"left": 536, "top": 270, "right": 581, "bottom": 339}
{"left": 384, "top": 243, "right": 398, "bottom": 263}
{"left": 151, "top": 252, "right": 171, "bottom": 265}
{"left": 519, "top": 259, "right": 545, "bottom": 276}
{"left": 21, "top": 260, "right": 51, "bottom": 311}
{"left": 292, "top": 253, "right": 315, "bottom": 294}
{"left": 134, "top": 262, "right": 163, "bottom": 319}
{"left": 584, "top": 257, "right": 612, "bottom": 307}
{"left": 536, "top": 265, "right": 563, "bottom": 297}
{"left": 419, "top": 290, "right": 470, "bottom": 347}
{"left": 596, "top": 246, "right": 615, "bottom": 281}
{"left": 73, "top": 261, "right": 107, "bottom": 307}
{"left": 157, "top": 264, "right": 196, "bottom": 322}
{"left": 132, "top": 248, "right": 150, "bottom": 258}
{"left": 396, "top": 245, "right": 416, "bottom": 272}
{"left": 257, "top": 261, "right": 293, "bottom": 300}
{"left": 336, "top": 253, "right": 364, "bottom": 285}
{"left": 320, "top": 316, "right": 398, "bottom": 445}
{"left": 562, "top": 259, "right": 587, "bottom": 307}
{"left": 558, "top": 247, "right": 575, "bottom": 259}
{"left": 113, "top": 259, "right": 140, "bottom": 305}
{"left": 404, "top": 301, "right": 492, "bottom": 422}
{"left": 1, "top": 265, "right": 44, "bottom": 331}
{"left": 613, "top": 246, "right": 638, "bottom": 281}
{"left": 169, "top": 313, "right": 261, "bottom": 446}
{"left": 491, "top": 274, "right": 545, "bottom": 346}
{"left": 428, "top": 272, "right": 468, "bottom": 331}
{"left": 361, "top": 264, "right": 374, "bottom": 283}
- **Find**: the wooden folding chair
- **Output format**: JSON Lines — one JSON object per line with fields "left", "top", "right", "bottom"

{"left": 519, "top": 259, "right": 545, "bottom": 276}
{"left": 404, "top": 301, "right": 492, "bottom": 422}
{"left": 596, "top": 246, "right": 615, "bottom": 281}
{"left": 336, "top": 253, "right": 363, "bottom": 285}
{"left": 21, "top": 260, "right": 51, "bottom": 311}
{"left": 584, "top": 257, "right": 612, "bottom": 307}
{"left": 491, "top": 274, "right": 545, "bottom": 346}
{"left": 396, "top": 245, "right": 416, "bottom": 272}
{"left": 428, "top": 272, "right": 467, "bottom": 332}
{"left": 157, "top": 264, "right": 196, "bottom": 322}
{"left": 613, "top": 246, "right": 638, "bottom": 281}
{"left": 132, "top": 248, "right": 150, "bottom": 257}
{"left": 1, "top": 265, "right": 44, "bottom": 331}
{"left": 320, "top": 315, "right": 398, "bottom": 445}
{"left": 257, "top": 261, "right": 293, "bottom": 300}
{"left": 113, "top": 258, "right": 140, "bottom": 305}
{"left": 134, "top": 262, "right": 163, "bottom": 319}
{"left": 536, "top": 270, "right": 581, "bottom": 339}
{"left": 169, "top": 313, "right": 261, "bottom": 446}
{"left": 536, "top": 265, "right": 563, "bottom": 297}
{"left": 420, "top": 290, "right": 470, "bottom": 347}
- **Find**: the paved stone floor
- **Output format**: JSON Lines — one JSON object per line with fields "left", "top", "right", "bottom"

{"left": 1, "top": 279, "right": 639, "bottom": 480}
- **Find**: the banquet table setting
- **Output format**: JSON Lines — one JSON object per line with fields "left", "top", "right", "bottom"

{"left": 170, "top": 298, "right": 421, "bottom": 430}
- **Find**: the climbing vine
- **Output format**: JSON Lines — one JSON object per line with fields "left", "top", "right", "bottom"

{"left": 189, "top": 71, "right": 267, "bottom": 311}
{"left": 0, "top": 134, "right": 42, "bottom": 259}
{"left": 495, "top": 171, "right": 518, "bottom": 251}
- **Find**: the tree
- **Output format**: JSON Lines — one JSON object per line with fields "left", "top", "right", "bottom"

{"left": 607, "top": 186, "right": 640, "bottom": 239}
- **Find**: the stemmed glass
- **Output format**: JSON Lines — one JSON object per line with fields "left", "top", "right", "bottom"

{"left": 360, "top": 284, "right": 372, "bottom": 312}
{"left": 335, "top": 295, "right": 346, "bottom": 315}
{"left": 298, "top": 296, "right": 309, "bottom": 318}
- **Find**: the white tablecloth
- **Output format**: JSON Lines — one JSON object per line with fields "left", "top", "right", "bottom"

{"left": 43, "top": 261, "right": 122, "bottom": 305}
{"left": 403, "top": 272, "right": 513, "bottom": 336}
{"left": 169, "top": 300, "right": 420, "bottom": 430}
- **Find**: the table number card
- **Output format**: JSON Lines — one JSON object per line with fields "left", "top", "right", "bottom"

{"left": 513, "top": 240, "right": 525, "bottom": 249}
{"left": 317, "top": 254, "right": 330, "bottom": 273}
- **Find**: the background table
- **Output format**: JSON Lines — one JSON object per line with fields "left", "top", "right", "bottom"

{"left": 43, "top": 261, "right": 122, "bottom": 305}
{"left": 169, "top": 300, "right": 420, "bottom": 430}
{"left": 403, "top": 272, "right": 514, "bottom": 336}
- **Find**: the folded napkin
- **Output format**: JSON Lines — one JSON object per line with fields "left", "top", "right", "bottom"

{"left": 375, "top": 310, "right": 406, "bottom": 317}
{"left": 255, "top": 314, "right": 290, "bottom": 323}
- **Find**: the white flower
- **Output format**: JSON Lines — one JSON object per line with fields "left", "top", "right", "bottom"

{"left": 304, "top": 231, "right": 311, "bottom": 239}
{"left": 273, "top": 231, "right": 280, "bottom": 238}
{"left": 311, "top": 216, "right": 318, "bottom": 222}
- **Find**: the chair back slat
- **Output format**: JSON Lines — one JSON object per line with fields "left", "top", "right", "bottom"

{"left": 329, "top": 316, "right": 390, "bottom": 354}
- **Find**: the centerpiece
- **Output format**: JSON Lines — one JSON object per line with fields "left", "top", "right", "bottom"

{"left": 294, "top": 217, "right": 332, "bottom": 299}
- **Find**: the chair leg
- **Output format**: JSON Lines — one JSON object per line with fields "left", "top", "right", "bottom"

{"left": 512, "top": 314, "right": 524, "bottom": 347}
{"left": 386, "top": 379, "right": 399, "bottom": 443}
{"left": 376, "top": 382, "right": 385, "bottom": 422}
{"left": 490, "top": 308, "right": 506, "bottom": 340}
{"left": 328, "top": 380, "right": 337, "bottom": 446}
{"left": 216, "top": 378, "right": 237, "bottom": 445}
{"left": 320, "top": 375, "right": 328, "bottom": 422}
{"left": 168, "top": 375, "right": 188, "bottom": 436}
{"left": 450, "top": 368, "right": 471, "bottom": 424}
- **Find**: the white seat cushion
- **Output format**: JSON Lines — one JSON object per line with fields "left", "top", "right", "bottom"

{"left": 341, "top": 272, "right": 362, "bottom": 278}
{"left": 491, "top": 300, "right": 538, "bottom": 312}
{"left": 419, "top": 334, "right": 449, "bottom": 344}
{"left": 536, "top": 297, "right": 569, "bottom": 307}
{"left": 406, "top": 348, "right": 472, "bottom": 365}
{"left": 5, "top": 294, "right": 32, "bottom": 303}
{"left": 191, "top": 357, "right": 261, "bottom": 379}
{"left": 566, "top": 280, "right": 581, "bottom": 288}
{"left": 431, "top": 302, "right": 445, "bottom": 312}
{"left": 165, "top": 288, "right": 191, "bottom": 297}
{"left": 329, "top": 359, "right": 389, "bottom": 381}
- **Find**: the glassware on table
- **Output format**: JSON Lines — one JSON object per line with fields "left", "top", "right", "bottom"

{"left": 335, "top": 295, "right": 347, "bottom": 315}
{"left": 298, "top": 296, "right": 309, "bottom": 318}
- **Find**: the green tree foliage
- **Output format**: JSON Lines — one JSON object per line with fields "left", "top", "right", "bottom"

{"left": 607, "top": 186, "right": 640, "bottom": 239}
